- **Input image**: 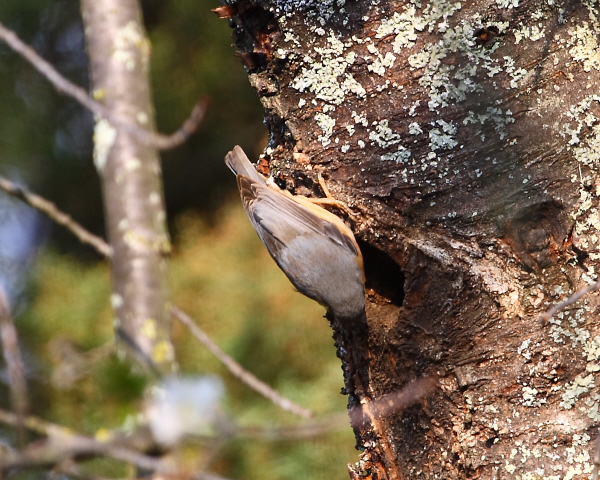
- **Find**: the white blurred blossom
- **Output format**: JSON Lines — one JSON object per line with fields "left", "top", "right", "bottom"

{"left": 146, "top": 376, "right": 224, "bottom": 446}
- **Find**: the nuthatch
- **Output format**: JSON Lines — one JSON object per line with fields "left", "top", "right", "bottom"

{"left": 225, "top": 146, "right": 365, "bottom": 324}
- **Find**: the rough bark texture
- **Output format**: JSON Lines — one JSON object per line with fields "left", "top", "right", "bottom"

{"left": 81, "top": 0, "right": 176, "bottom": 375}
{"left": 223, "top": 0, "right": 600, "bottom": 478}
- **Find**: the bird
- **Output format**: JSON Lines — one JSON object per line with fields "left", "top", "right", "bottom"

{"left": 225, "top": 145, "right": 366, "bottom": 324}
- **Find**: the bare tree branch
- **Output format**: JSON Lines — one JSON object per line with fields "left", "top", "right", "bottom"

{"left": 0, "top": 288, "right": 29, "bottom": 447}
{"left": 0, "top": 20, "right": 206, "bottom": 151}
{"left": 172, "top": 307, "right": 313, "bottom": 419}
{"left": 540, "top": 279, "right": 600, "bottom": 323}
{"left": 0, "top": 180, "right": 314, "bottom": 421}
{"left": 0, "top": 408, "right": 166, "bottom": 473}
{"left": 226, "top": 377, "right": 437, "bottom": 440}
{"left": 0, "top": 176, "right": 112, "bottom": 258}
{"left": 231, "top": 414, "right": 348, "bottom": 440}
{"left": 349, "top": 376, "right": 438, "bottom": 425}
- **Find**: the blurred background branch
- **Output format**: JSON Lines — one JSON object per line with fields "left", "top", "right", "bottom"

{"left": 0, "top": 175, "right": 112, "bottom": 257}
{"left": 0, "top": 20, "right": 207, "bottom": 151}
{"left": 173, "top": 307, "right": 313, "bottom": 419}
{"left": 0, "top": 288, "right": 29, "bottom": 447}
{"left": 0, "top": 170, "right": 314, "bottom": 415}
{"left": 0, "top": 408, "right": 169, "bottom": 474}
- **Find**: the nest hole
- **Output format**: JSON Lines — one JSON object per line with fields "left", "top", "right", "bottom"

{"left": 359, "top": 241, "right": 405, "bottom": 307}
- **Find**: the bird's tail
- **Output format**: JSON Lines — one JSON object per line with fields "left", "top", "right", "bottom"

{"left": 224, "top": 145, "right": 266, "bottom": 184}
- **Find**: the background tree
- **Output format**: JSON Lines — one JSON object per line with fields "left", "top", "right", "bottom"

{"left": 222, "top": 0, "right": 600, "bottom": 478}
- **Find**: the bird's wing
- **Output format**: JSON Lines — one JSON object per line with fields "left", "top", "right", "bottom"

{"left": 237, "top": 175, "right": 360, "bottom": 259}
{"left": 225, "top": 145, "right": 267, "bottom": 185}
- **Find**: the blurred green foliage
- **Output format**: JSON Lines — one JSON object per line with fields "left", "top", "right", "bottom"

{"left": 15, "top": 201, "right": 356, "bottom": 479}
{"left": 0, "top": 1, "right": 357, "bottom": 478}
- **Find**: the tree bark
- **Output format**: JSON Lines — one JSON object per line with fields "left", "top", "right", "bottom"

{"left": 81, "top": 0, "right": 176, "bottom": 375}
{"left": 224, "top": 0, "right": 600, "bottom": 478}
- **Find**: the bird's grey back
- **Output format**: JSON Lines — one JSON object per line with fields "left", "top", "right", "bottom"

{"left": 239, "top": 176, "right": 365, "bottom": 322}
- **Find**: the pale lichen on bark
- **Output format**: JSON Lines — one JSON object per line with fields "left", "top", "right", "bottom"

{"left": 229, "top": 0, "right": 600, "bottom": 477}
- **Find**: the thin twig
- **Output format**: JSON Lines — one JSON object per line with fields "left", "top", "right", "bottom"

{"left": 153, "top": 99, "right": 209, "bottom": 150}
{"left": 539, "top": 279, "right": 600, "bottom": 323}
{"left": 0, "top": 437, "right": 164, "bottom": 473}
{"left": 0, "top": 408, "right": 168, "bottom": 473}
{"left": 0, "top": 181, "right": 316, "bottom": 423}
{"left": 0, "top": 177, "right": 315, "bottom": 419}
{"left": 348, "top": 375, "right": 438, "bottom": 427}
{"left": 0, "top": 21, "right": 207, "bottom": 151}
{"left": 210, "top": 377, "right": 437, "bottom": 441}
{"left": 0, "top": 288, "right": 29, "bottom": 447}
{"left": 172, "top": 307, "right": 313, "bottom": 419}
{"left": 349, "top": 375, "right": 437, "bottom": 480}
{"left": 231, "top": 414, "right": 348, "bottom": 440}
{"left": 0, "top": 176, "right": 112, "bottom": 258}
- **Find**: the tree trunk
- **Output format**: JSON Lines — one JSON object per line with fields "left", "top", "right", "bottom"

{"left": 81, "top": 0, "right": 176, "bottom": 375}
{"left": 223, "top": 0, "right": 600, "bottom": 478}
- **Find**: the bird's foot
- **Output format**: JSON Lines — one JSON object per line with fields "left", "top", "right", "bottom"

{"left": 310, "top": 173, "right": 358, "bottom": 217}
